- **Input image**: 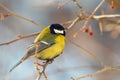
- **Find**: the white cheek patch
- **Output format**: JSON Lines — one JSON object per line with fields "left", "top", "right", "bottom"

{"left": 54, "top": 29, "right": 64, "bottom": 34}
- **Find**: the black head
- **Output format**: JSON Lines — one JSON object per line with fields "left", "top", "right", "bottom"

{"left": 50, "top": 24, "right": 65, "bottom": 36}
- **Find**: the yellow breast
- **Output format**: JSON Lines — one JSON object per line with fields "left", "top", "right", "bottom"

{"left": 36, "top": 35, "right": 65, "bottom": 60}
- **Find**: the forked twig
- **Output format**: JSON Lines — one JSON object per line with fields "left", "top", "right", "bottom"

{"left": 83, "top": 0, "right": 105, "bottom": 28}
{"left": 34, "top": 42, "right": 53, "bottom": 80}
{"left": 66, "top": 0, "right": 85, "bottom": 30}
{"left": 0, "top": 3, "right": 43, "bottom": 28}
{"left": 74, "top": 0, "right": 105, "bottom": 37}
{"left": 35, "top": 59, "right": 53, "bottom": 80}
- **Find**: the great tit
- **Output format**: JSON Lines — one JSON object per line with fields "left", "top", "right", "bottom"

{"left": 10, "top": 24, "right": 66, "bottom": 72}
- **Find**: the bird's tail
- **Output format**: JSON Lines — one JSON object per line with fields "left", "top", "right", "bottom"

{"left": 9, "top": 57, "right": 26, "bottom": 72}
{"left": 9, "top": 44, "right": 36, "bottom": 72}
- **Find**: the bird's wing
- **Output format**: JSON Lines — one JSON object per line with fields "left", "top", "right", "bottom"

{"left": 9, "top": 41, "right": 55, "bottom": 72}
{"left": 28, "top": 41, "right": 55, "bottom": 54}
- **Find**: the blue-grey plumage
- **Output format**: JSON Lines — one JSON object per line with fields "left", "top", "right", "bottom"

{"left": 9, "top": 41, "right": 55, "bottom": 72}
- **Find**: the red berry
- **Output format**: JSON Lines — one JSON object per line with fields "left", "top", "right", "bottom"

{"left": 85, "top": 28, "right": 89, "bottom": 33}
{"left": 4, "top": 14, "right": 12, "bottom": 17}
{"left": 111, "top": 5, "right": 115, "bottom": 9}
{"left": 111, "top": 1, "right": 115, "bottom": 10}
{"left": 57, "top": 4, "right": 64, "bottom": 9}
{"left": 89, "top": 32, "right": 93, "bottom": 36}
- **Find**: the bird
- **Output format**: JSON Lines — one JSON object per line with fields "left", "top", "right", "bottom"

{"left": 9, "top": 24, "right": 66, "bottom": 72}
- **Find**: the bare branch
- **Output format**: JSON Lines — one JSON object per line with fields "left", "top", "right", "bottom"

{"left": 66, "top": 17, "right": 79, "bottom": 30}
{"left": 92, "top": 14, "right": 120, "bottom": 35}
{"left": 66, "top": 37, "right": 105, "bottom": 67}
{"left": 99, "top": 21, "right": 103, "bottom": 35}
{"left": 73, "top": 65, "right": 120, "bottom": 80}
{"left": 0, "top": 32, "right": 39, "bottom": 46}
{"left": 72, "top": 0, "right": 84, "bottom": 17}
{"left": 93, "top": 14, "right": 120, "bottom": 20}
{"left": 0, "top": 3, "right": 44, "bottom": 28}
{"left": 35, "top": 59, "right": 53, "bottom": 80}
{"left": 66, "top": 0, "right": 85, "bottom": 30}
{"left": 83, "top": 0, "right": 105, "bottom": 28}
{"left": 74, "top": 0, "right": 105, "bottom": 37}
{"left": 34, "top": 42, "right": 53, "bottom": 80}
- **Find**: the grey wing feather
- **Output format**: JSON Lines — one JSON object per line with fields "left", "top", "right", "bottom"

{"left": 9, "top": 41, "right": 55, "bottom": 72}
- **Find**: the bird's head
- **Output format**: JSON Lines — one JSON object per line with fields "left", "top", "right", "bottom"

{"left": 50, "top": 24, "right": 66, "bottom": 36}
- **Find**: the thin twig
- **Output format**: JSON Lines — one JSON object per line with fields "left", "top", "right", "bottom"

{"left": 0, "top": 3, "right": 44, "bottom": 28}
{"left": 35, "top": 60, "right": 53, "bottom": 80}
{"left": 99, "top": 21, "right": 103, "bottom": 35}
{"left": 73, "top": 0, "right": 82, "bottom": 9}
{"left": 0, "top": 32, "right": 39, "bottom": 46}
{"left": 61, "top": 20, "right": 73, "bottom": 26}
{"left": 92, "top": 14, "right": 120, "bottom": 34}
{"left": 83, "top": 0, "right": 105, "bottom": 28}
{"left": 74, "top": 65, "right": 120, "bottom": 80}
{"left": 93, "top": 14, "right": 120, "bottom": 20}
{"left": 66, "top": 17, "right": 79, "bottom": 30}
{"left": 72, "top": 0, "right": 84, "bottom": 17}
{"left": 74, "top": 0, "right": 105, "bottom": 37}
{"left": 35, "top": 59, "right": 41, "bottom": 80}
{"left": 66, "top": 38, "right": 105, "bottom": 67}
{"left": 66, "top": 0, "right": 85, "bottom": 30}
{"left": 41, "top": 61, "right": 51, "bottom": 80}
{"left": 35, "top": 41, "right": 41, "bottom": 80}
{"left": 34, "top": 42, "right": 52, "bottom": 80}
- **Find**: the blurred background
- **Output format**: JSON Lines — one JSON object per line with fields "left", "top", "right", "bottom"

{"left": 0, "top": 0, "right": 120, "bottom": 80}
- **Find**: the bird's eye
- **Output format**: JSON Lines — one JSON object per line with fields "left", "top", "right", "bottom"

{"left": 54, "top": 29, "right": 64, "bottom": 34}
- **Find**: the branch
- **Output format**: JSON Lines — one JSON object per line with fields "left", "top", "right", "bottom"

{"left": 0, "top": 32, "right": 39, "bottom": 46}
{"left": 34, "top": 42, "right": 53, "bottom": 80}
{"left": 93, "top": 14, "right": 120, "bottom": 20}
{"left": 66, "top": 37, "right": 105, "bottom": 67}
{"left": 35, "top": 59, "right": 53, "bottom": 80}
{"left": 66, "top": 17, "right": 79, "bottom": 30}
{"left": 92, "top": 14, "right": 120, "bottom": 34}
{"left": 66, "top": 0, "right": 85, "bottom": 30}
{"left": 74, "top": 0, "right": 105, "bottom": 37}
{"left": 0, "top": 3, "right": 44, "bottom": 28}
{"left": 83, "top": 0, "right": 105, "bottom": 28}
{"left": 73, "top": 65, "right": 120, "bottom": 80}
{"left": 73, "top": 0, "right": 84, "bottom": 17}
